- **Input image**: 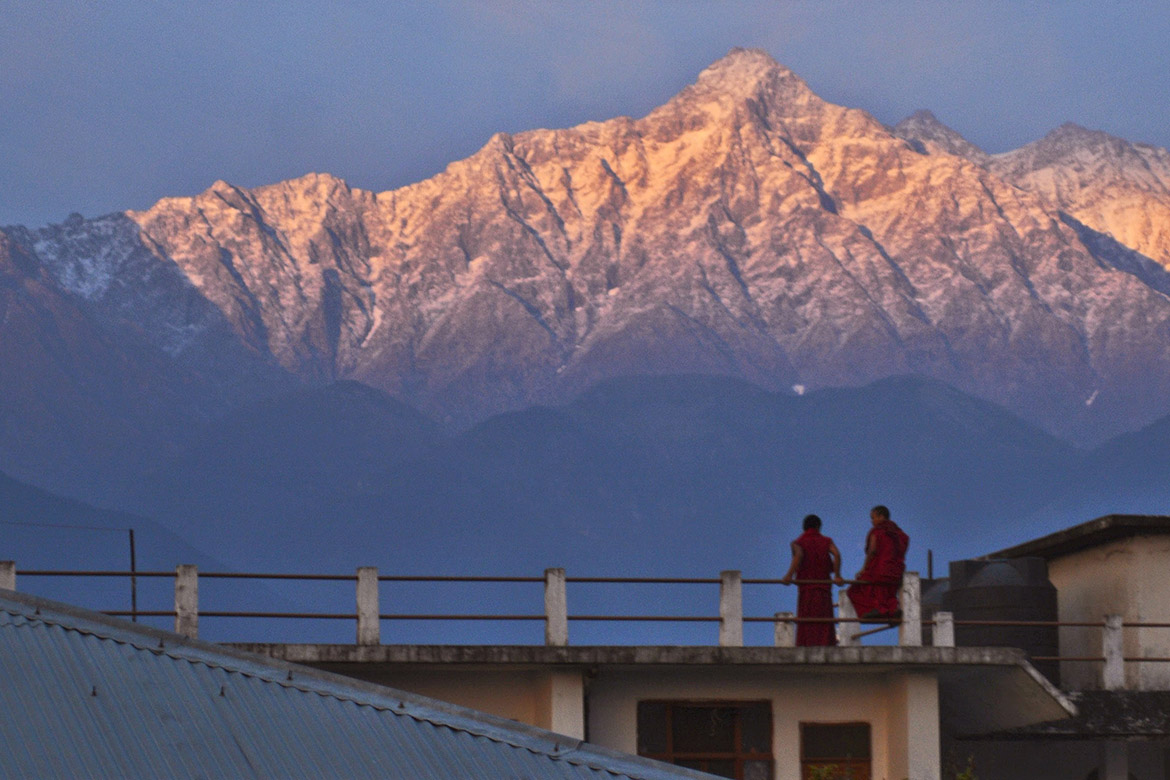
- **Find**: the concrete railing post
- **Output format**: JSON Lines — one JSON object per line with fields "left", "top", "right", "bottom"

{"left": 1103, "top": 614, "right": 1125, "bottom": 691}
{"left": 0, "top": 561, "right": 15, "bottom": 591}
{"left": 774, "top": 611, "right": 795, "bottom": 648}
{"left": 356, "top": 567, "right": 381, "bottom": 646}
{"left": 933, "top": 611, "right": 955, "bottom": 648}
{"left": 719, "top": 570, "right": 743, "bottom": 647}
{"left": 837, "top": 593, "right": 858, "bottom": 646}
{"left": 899, "top": 571, "right": 922, "bottom": 647}
{"left": 174, "top": 565, "right": 198, "bottom": 639}
{"left": 1104, "top": 741, "right": 1129, "bottom": 780}
{"left": 544, "top": 568, "right": 568, "bottom": 647}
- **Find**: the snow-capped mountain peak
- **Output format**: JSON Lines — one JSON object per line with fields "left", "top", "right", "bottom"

{"left": 5, "top": 51, "right": 1170, "bottom": 454}
{"left": 893, "top": 109, "right": 991, "bottom": 165}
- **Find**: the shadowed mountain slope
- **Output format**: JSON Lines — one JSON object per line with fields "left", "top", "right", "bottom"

{"left": 139, "top": 375, "right": 1084, "bottom": 577}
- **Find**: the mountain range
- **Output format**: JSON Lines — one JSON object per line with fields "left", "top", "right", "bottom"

{"left": 3, "top": 49, "right": 1170, "bottom": 595}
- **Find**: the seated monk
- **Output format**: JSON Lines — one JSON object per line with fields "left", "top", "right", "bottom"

{"left": 847, "top": 505, "right": 909, "bottom": 620}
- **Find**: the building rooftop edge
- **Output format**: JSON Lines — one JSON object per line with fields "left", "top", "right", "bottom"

{"left": 982, "top": 514, "right": 1170, "bottom": 561}
{"left": 234, "top": 642, "right": 1078, "bottom": 728}
{"left": 229, "top": 642, "right": 1031, "bottom": 668}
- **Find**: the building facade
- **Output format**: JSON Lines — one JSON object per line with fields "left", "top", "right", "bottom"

{"left": 6, "top": 514, "right": 1170, "bottom": 779}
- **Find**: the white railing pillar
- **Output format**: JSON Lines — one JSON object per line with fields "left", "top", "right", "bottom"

{"left": 356, "top": 567, "right": 380, "bottom": 646}
{"left": 1102, "top": 614, "right": 1125, "bottom": 691}
{"left": 899, "top": 571, "right": 922, "bottom": 647}
{"left": 1103, "top": 740, "right": 1129, "bottom": 780}
{"left": 774, "top": 611, "right": 795, "bottom": 647}
{"left": 933, "top": 611, "right": 955, "bottom": 648}
{"left": 837, "top": 593, "right": 858, "bottom": 646}
{"left": 0, "top": 561, "right": 14, "bottom": 591}
{"left": 719, "top": 570, "right": 743, "bottom": 647}
{"left": 544, "top": 568, "right": 568, "bottom": 646}
{"left": 174, "top": 565, "right": 198, "bottom": 639}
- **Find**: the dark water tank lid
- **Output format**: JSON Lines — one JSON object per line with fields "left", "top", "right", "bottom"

{"left": 949, "top": 556, "right": 1051, "bottom": 590}
{"left": 966, "top": 561, "right": 1027, "bottom": 588}
{"left": 921, "top": 578, "right": 950, "bottom": 609}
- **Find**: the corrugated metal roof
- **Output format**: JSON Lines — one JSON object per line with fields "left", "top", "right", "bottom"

{"left": 0, "top": 589, "right": 716, "bottom": 779}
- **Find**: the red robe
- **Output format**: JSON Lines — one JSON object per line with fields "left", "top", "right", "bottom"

{"left": 847, "top": 519, "right": 909, "bottom": 619}
{"left": 793, "top": 529, "right": 837, "bottom": 646}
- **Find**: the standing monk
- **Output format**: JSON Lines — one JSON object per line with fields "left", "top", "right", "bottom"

{"left": 781, "top": 514, "right": 844, "bottom": 646}
{"left": 847, "top": 505, "right": 910, "bottom": 620}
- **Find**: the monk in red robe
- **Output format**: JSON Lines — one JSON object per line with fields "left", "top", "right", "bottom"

{"left": 847, "top": 505, "right": 910, "bottom": 620}
{"left": 781, "top": 514, "right": 844, "bottom": 646}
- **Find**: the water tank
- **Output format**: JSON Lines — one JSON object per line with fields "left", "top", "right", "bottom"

{"left": 942, "top": 557, "right": 1060, "bottom": 685}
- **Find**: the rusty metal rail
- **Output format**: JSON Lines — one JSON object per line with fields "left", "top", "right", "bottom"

{"left": 8, "top": 563, "right": 1170, "bottom": 686}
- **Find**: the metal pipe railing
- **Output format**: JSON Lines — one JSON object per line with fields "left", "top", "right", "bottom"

{"left": 8, "top": 561, "right": 1170, "bottom": 689}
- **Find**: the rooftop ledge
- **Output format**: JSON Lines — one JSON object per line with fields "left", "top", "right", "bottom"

{"left": 986, "top": 513, "right": 1170, "bottom": 560}
{"left": 229, "top": 642, "right": 1033, "bottom": 667}
{"left": 231, "top": 643, "right": 1076, "bottom": 737}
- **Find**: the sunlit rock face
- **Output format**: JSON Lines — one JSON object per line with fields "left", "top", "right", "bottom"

{"left": 991, "top": 123, "right": 1170, "bottom": 271}
{"left": 7, "top": 48, "right": 1170, "bottom": 449}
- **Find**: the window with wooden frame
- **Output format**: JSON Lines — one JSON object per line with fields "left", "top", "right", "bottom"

{"left": 636, "top": 700, "right": 773, "bottom": 780}
{"left": 799, "top": 722, "right": 871, "bottom": 780}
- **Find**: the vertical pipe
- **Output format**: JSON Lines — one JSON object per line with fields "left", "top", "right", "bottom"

{"left": 0, "top": 561, "right": 15, "bottom": 591}
{"left": 128, "top": 529, "right": 137, "bottom": 622}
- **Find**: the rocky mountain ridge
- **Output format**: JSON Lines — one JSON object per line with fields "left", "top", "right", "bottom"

{"left": 5, "top": 48, "right": 1170, "bottom": 502}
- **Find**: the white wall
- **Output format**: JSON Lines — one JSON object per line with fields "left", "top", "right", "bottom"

{"left": 1049, "top": 535, "right": 1170, "bottom": 690}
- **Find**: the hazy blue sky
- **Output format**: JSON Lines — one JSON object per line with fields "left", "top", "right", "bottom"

{"left": 3, "top": 1, "right": 1168, "bottom": 228}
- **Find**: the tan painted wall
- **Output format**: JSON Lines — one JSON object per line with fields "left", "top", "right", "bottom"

{"left": 1048, "top": 535, "right": 1170, "bottom": 690}
{"left": 586, "top": 667, "right": 940, "bottom": 780}
{"left": 342, "top": 663, "right": 941, "bottom": 778}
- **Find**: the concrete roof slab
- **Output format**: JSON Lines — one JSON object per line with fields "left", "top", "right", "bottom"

{"left": 939, "top": 663, "right": 1075, "bottom": 737}
{"left": 966, "top": 690, "right": 1170, "bottom": 739}
{"left": 229, "top": 643, "right": 1042, "bottom": 667}
{"left": 233, "top": 643, "right": 1078, "bottom": 736}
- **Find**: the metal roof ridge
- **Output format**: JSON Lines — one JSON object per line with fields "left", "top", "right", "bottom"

{"left": 0, "top": 589, "right": 712, "bottom": 780}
